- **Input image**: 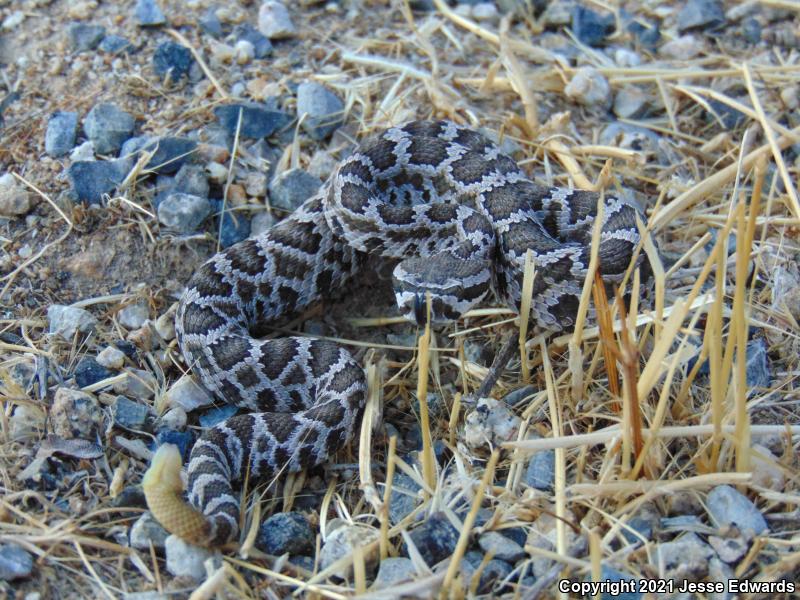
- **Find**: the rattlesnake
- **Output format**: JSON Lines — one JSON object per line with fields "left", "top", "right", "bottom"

{"left": 143, "top": 120, "right": 648, "bottom": 547}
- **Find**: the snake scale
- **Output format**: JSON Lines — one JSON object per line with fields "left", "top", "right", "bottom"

{"left": 143, "top": 120, "right": 647, "bottom": 547}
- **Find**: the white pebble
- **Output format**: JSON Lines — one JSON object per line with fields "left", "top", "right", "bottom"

{"left": 235, "top": 40, "right": 255, "bottom": 65}
{"left": 258, "top": 1, "right": 296, "bottom": 39}
{"left": 164, "top": 374, "right": 215, "bottom": 411}
{"left": 564, "top": 67, "right": 611, "bottom": 108}
{"left": 97, "top": 346, "right": 126, "bottom": 369}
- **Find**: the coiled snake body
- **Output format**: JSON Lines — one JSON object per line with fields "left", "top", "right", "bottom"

{"left": 144, "top": 120, "right": 647, "bottom": 546}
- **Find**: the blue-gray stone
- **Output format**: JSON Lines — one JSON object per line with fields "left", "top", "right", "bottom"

{"left": 678, "top": 0, "right": 725, "bottom": 33}
{"left": 69, "top": 23, "right": 106, "bottom": 52}
{"left": 0, "top": 543, "right": 33, "bottom": 581}
{"left": 572, "top": 5, "right": 614, "bottom": 46}
{"left": 173, "top": 164, "right": 210, "bottom": 198}
{"left": 388, "top": 471, "right": 422, "bottom": 525}
{"left": 68, "top": 160, "right": 127, "bottom": 204}
{"left": 461, "top": 550, "right": 513, "bottom": 594}
{"left": 705, "top": 99, "right": 747, "bottom": 129}
{"left": 707, "top": 485, "right": 768, "bottom": 536}
{"left": 269, "top": 168, "right": 321, "bottom": 211}
{"left": 119, "top": 135, "right": 153, "bottom": 159}
{"left": 524, "top": 450, "right": 555, "bottom": 491}
{"left": 217, "top": 210, "right": 251, "bottom": 248}
{"left": 374, "top": 557, "right": 416, "bottom": 587}
{"left": 214, "top": 102, "right": 291, "bottom": 139}
{"left": 113, "top": 396, "right": 151, "bottom": 430}
{"left": 742, "top": 18, "right": 762, "bottom": 44}
{"left": 746, "top": 338, "right": 770, "bottom": 390}
{"left": 234, "top": 24, "right": 273, "bottom": 58}
{"left": 154, "top": 430, "right": 194, "bottom": 461}
{"left": 478, "top": 531, "right": 525, "bottom": 562}
{"left": 45, "top": 111, "right": 78, "bottom": 157}
{"left": 256, "top": 512, "right": 314, "bottom": 555}
{"left": 99, "top": 34, "right": 133, "bottom": 55}
{"left": 198, "top": 404, "right": 238, "bottom": 428}
{"left": 406, "top": 512, "right": 458, "bottom": 565}
{"left": 200, "top": 7, "right": 224, "bottom": 37}
{"left": 74, "top": 356, "right": 111, "bottom": 387}
{"left": 158, "top": 193, "right": 211, "bottom": 233}
{"left": 296, "top": 82, "right": 345, "bottom": 140}
{"left": 503, "top": 385, "right": 536, "bottom": 406}
{"left": 153, "top": 42, "right": 194, "bottom": 80}
{"left": 627, "top": 19, "right": 660, "bottom": 48}
{"left": 145, "top": 137, "right": 198, "bottom": 174}
{"left": 135, "top": 0, "right": 166, "bottom": 26}
{"left": 621, "top": 516, "right": 654, "bottom": 544}
{"left": 84, "top": 103, "right": 136, "bottom": 155}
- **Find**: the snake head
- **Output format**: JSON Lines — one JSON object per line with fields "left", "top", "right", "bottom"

{"left": 392, "top": 255, "right": 491, "bottom": 325}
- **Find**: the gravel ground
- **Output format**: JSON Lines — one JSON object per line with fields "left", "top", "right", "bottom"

{"left": 1, "top": 1, "right": 799, "bottom": 598}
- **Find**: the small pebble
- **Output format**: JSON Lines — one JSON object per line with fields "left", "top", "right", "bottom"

{"left": 741, "top": 17, "right": 762, "bottom": 44}
{"left": 129, "top": 512, "right": 169, "bottom": 550}
{"left": 158, "top": 193, "right": 211, "bottom": 233}
{"left": 70, "top": 140, "right": 95, "bottom": 162}
{"left": 113, "top": 396, "right": 151, "bottom": 430}
{"left": 67, "top": 160, "right": 128, "bottom": 204}
{"left": 319, "top": 523, "right": 379, "bottom": 577}
{"left": 600, "top": 122, "right": 662, "bottom": 157}
{"left": 233, "top": 23, "right": 273, "bottom": 58}
{"left": 406, "top": 512, "right": 459, "bottom": 565}
{"left": 296, "top": 82, "right": 345, "bottom": 141}
{"left": 97, "top": 346, "right": 126, "bottom": 369}
{"left": 461, "top": 551, "right": 513, "bottom": 594}
{"left": 0, "top": 543, "right": 34, "bottom": 581}
{"left": 198, "top": 404, "right": 238, "bottom": 428}
{"left": 119, "top": 302, "right": 149, "bottom": 329}
{"left": 83, "top": 103, "right": 135, "bottom": 155}
{"left": 98, "top": 34, "right": 133, "bottom": 55}
{"left": 524, "top": 449, "right": 555, "bottom": 491}
{"left": 10, "top": 405, "right": 45, "bottom": 442}
{"left": 155, "top": 430, "right": 195, "bottom": 461}
{"left": 656, "top": 532, "right": 714, "bottom": 580}
{"left": 165, "top": 534, "right": 218, "bottom": 580}
{"left": 564, "top": 67, "right": 611, "bottom": 108}
{"left": 613, "top": 48, "right": 642, "bottom": 68}
{"left": 153, "top": 42, "right": 195, "bottom": 81}
{"left": 173, "top": 164, "right": 210, "bottom": 199}
{"left": 165, "top": 375, "right": 216, "bottom": 411}
{"left": 234, "top": 40, "right": 255, "bottom": 65}
{"left": 472, "top": 3, "right": 499, "bottom": 22}
{"left": 258, "top": 1, "right": 297, "bottom": 39}
{"left": 374, "top": 557, "right": 416, "bottom": 587}
{"left": 135, "top": 0, "right": 166, "bottom": 26}
{"left": 114, "top": 368, "right": 157, "bottom": 399}
{"left": 160, "top": 406, "right": 187, "bottom": 431}
{"left": 613, "top": 87, "right": 649, "bottom": 119}
{"left": 256, "top": 512, "right": 314, "bottom": 555}
{"left": 45, "top": 111, "right": 79, "bottom": 157}
{"left": 154, "top": 312, "right": 176, "bottom": 341}
{"left": 678, "top": 0, "right": 725, "bottom": 33}
{"left": 69, "top": 23, "right": 106, "bottom": 52}
{"left": 269, "top": 168, "right": 322, "bottom": 211}
{"left": 214, "top": 102, "right": 292, "bottom": 139}
{"left": 478, "top": 531, "right": 526, "bottom": 562}
{"left": 572, "top": 5, "right": 614, "bottom": 46}
{"left": 661, "top": 34, "right": 704, "bottom": 60}
{"left": 745, "top": 338, "right": 770, "bottom": 391}
{"left": 74, "top": 356, "right": 112, "bottom": 387}
{"left": 589, "top": 566, "right": 641, "bottom": 600}
{"left": 750, "top": 444, "right": 784, "bottom": 491}
{"left": 706, "top": 485, "right": 768, "bottom": 538}
{"left": 48, "top": 304, "right": 97, "bottom": 339}
{"left": 2, "top": 11, "right": 24, "bottom": 30}
{"left": 463, "top": 397, "right": 521, "bottom": 449}
{"left": 199, "top": 8, "right": 224, "bottom": 38}
{"left": 708, "top": 533, "right": 748, "bottom": 563}
{"left": 0, "top": 172, "right": 33, "bottom": 216}
{"left": 50, "top": 387, "right": 103, "bottom": 440}
{"left": 143, "top": 137, "right": 198, "bottom": 174}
